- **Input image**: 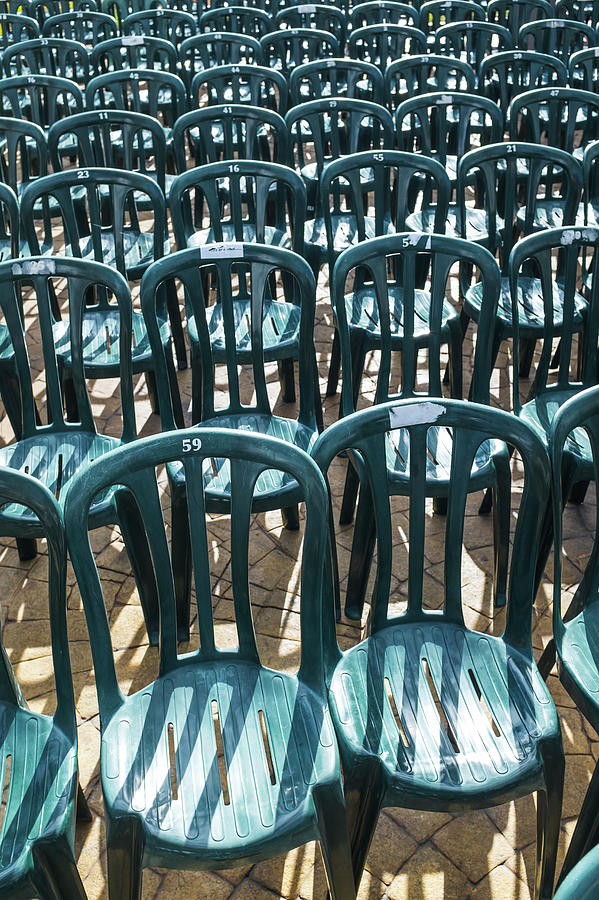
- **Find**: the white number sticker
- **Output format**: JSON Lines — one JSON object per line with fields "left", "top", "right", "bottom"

{"left": 182, "top": 437, "right": 202, "bottom": 452}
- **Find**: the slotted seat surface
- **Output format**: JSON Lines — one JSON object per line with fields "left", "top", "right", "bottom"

{"left": 465, "top": 277, "right": 588, "bottom": 330}
{"left": 559, "top": 605, "right": 599, "bottom": 715}
{"left": 305, "top": 212, "right": 396, "bottom": 253}
{"left": 342, "top": 286, "right": 458, "bottom": 337}
{"left": 52, "top": 310, "right": 170, "bottom": 373}
{"left": 101, "top": 661, "right": 339, "bottom": 865}
{"left": 0, "top": 704, "right": 77, "bottom": 880}
{"left": 406, "top": 207, "right": 503, "bottom": 242}
{"left": 519, "top": 389, "right": 593, "bottom": 457}
{"left": 188, "top": 301, "right": 301, "bottom": 360}
{"left": 329, "top": 621, "right": 558, "bottom": 803}
{"left": 385, "top": 427, "right": 498, "bottom": 491}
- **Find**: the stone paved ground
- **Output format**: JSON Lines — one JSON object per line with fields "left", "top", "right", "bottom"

{"left": 0, "top": 265, "right": 595, "bottom": 899}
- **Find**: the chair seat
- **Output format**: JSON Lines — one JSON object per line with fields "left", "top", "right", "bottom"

{"left": 329, "top": 621, "right": 558, "bottom": 806}
{"left": 101, "top": 661, "right": 338, "bottom": 868}
{"left": 406, "top": 205, "right": 501, "bottom": 243}
{"left": 188, "top": 298, "right": 301, "bottom": 360}
{"left": 464, "top": 275, "right": 588, "bottom": 334}
{"left": 52, "top": 309, "right": 171, "bottom": 375}
{"left": 305, "top": 213, "right": 396, "bottom": 254}
{"left": 559, "top": 605, "right": 599, "bottom": 730}
{"left": 0, "top": 431, "right": 123, "bottom": 526}
{"left": 343, "top": 284, "right": 458, "bottom": 337}
{"left": 0, "top": 705, "right": 77, "bottom": 885}
{"left": 517, "top": 201, "right": 572, "bottom": 231}
{"left": 187, "top": 224, "right": 290, "bottom": 250}
{"left": 519, "top": 389, "right": 593, "bottom": 462}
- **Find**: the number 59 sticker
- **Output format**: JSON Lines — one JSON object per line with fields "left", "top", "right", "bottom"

{"left": 182, "top": 437, "right": 202, "bottom": 453}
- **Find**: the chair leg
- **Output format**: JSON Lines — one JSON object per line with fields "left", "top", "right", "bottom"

{"left": 115, "top": 489, "right": 160, "bottom": 647}
{"left": 17, "top": 538, "right": 37, "bottom": 561}
{"left": 0, "top": 368, "right": 22, "bottom": 439}
{"left": 569, "top": 480, "right": 589, "bottom": 505}
{"left": 327, "top": 329, "right": 341, "bottom": 397}
{"left": 171, "top": 480, "right": 192, "bottom": 643}
{"left": 519, "top": 337, "right": 537, "bottom": 379}
{"left": 491, "top": 454, "right": 511, "bottom": 609}
{"left": 314, "top": 781, "right": 356, "bottom": 900}
{"left": 106, "top": 815, "right": 144, "bottom": 900}
{"left": 344, "top": 766, "right": 386, "bottom": 893}
{"left": 536, "top": 738, "right": 565, "bottom": 900}
{"left": 145, "top": 369, "right": 160, "bottom": 416}
{"left": 164, "top": 279, "right": 187, "bottom": 371}
{"left": 190, "top": 346, "right": 202, "bottom": 425}
{"left": 558, "top": 759, "right": 599, "bottom": 887}
{"left": 165, "top": 349, "right": 185, "bottom": 429}
{"left": 34, "top": 844, "right": 88, "bottom": 900}
{"left": 339, "top": 459, "right": 360, "bottom": 526}
{"left": 277, "top": 358, "right": 296, "bottom": 404}
{"left": 282, "top": 504, "right": 300, "bottom": 531}
{"left": 345, "top": 482, "right": 376, "bottom": 621}
{"left": 77, "top": 781, "right": 92, "bottom": 823}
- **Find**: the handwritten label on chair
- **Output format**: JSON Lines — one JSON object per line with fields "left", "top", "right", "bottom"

{"left": 389, "top": 402, "right": 445, "bottom": 428}
{"left": 561, "top": 229, "right": 599, "bottom": 245}
{"left": 296, "top": 4, "right": 317, "bottom": 11}
{"left": 122, "top": 35, "right": 144, "bottom": 46}
{"left": 12, "top": 260, "right": 56, "bottom": 276}
{"left": 436, "top": 94, "right": 453, "bottom": 105}
{"left": 200, "top": 242, "right": 244, "bottom": 259}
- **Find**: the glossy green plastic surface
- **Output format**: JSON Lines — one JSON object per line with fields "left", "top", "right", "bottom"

{"left": 385, "top": 54, "right": 475, "bottom": 110}
{"left": 478, "top": 50, "right": 567, "bottom": 116}
{"left": 84, "top": 68, "right": 187, "bottom": 134}
{"left": 349, "top": 1, "right": 419, "bottom": 28}
{"left": 122, "top": 8, "right": 196, "bottom": 49}
{"left": 65, "top": 428, "right": 356, "bottom": 899}
{"left": 41, "top": 10, "right": 117, "bottom": 44}
{"left": 259, "top": 28, "right": 340, "bottom": 73}
{"left": 347, "top": 23, "right": 427, "bottom": 70}
{"left": 518, "top": 17, "right": 597, "bottom": 60}
{"left": 419, "top": 0, "right": 484, "bottom": 36}
{"left": 178, "top": 33, "right": 263, "bottom": 89}
{"left": 0, "top": 13, "right": 39, "bottom": 47}
{"left": 487, "top": 0, "right": 551, "bottom": 40}
{"left": 90, "top": 34, "right": 179, "bottom": 75}
{"left": 0, "top": 468, "right": 88, "bottom": 899}
{"left": 312, "top": 397, "right": 563, "bottom": 900}
{"left": 199, "top": 5, "right": 272, "bottom": 38}
{"left": 554, "top": 844, "right": 599, "bottom": 899}
{"left": 509, "top": 87, "right": 599, "bottom": 156}
{"left": 1, "top": 36, "right": 90, "bottom": 83}
{"left": 275, "top": 4, "right": 346, "bottom": 45}
{"left": 434, "top": 20, "right": 514, "bottom": 69}
{"left": 289, "top": 58, "right": 384, "bottom": 106}
{"left": 0, "top": 73, "right": 83, "bottom": 128}
{"left": 190, "top": 63, "right": 288, "bottom": 115}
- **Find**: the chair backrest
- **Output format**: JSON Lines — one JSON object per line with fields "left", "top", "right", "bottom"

{"left": 0, "top": 74, "right": 83, "bottom": 128}
{"left": 568, "top": 48, "right": 599, "bottom": 93}
{"left": 434, "top": 20, "right": 514, "bottom": 68}
{"left": 42, "top": 10, "right": 118, "bottom": 45}
{"left": 20, "top": 167, "right": 167, "bottom": 278}
{"left": 0, "top": 117, "right": 48, "bottom": 192}
{"left": 312, "top": 396, "right": 549, "bottom": 640}
{"left": 85, "top": 69, "right": 187, "bottom": 128}
{"left": 275, "top": 4, "right": 347, "bottom": 46}
{"left": 0, "top": 13, "right": 40, "bottom": 47}
{"left": 47, "top": 110, "right": 167, "bottom": 191}
{"left": 286, "top": 98, "right": 394, "bottom": 212}
{"left": 65, "top": 427, "right": 330, "bottom": 713}
{"left": 31, "top": 0, "right": 97, "bottom": 26}
{"left": 348, "top": 23, "right": 427, "bottom": 69}
{"left": 259, "top": 28, "right": 340, "bottom": 72}
{"left": 479, "top": 50, "right": 568, "bottom": 115}
{"left": 0, "top": 466, "right": 75, "bottom": 737}
{"left": 457, "top": 143, "right": 583, "bottom": 270}
{"left": 556, "top": 0, "right": 599, "bottom": 27}
{"left": 289, "top": 58, "right": 385, "bottom": 105}
{"left": 140, "top": 243, "right": 318, "bottom": 427}
{"left": 0, "top": 255, "right": 135, "bottom": 439}
{"left": 199, "top": 6, "right": 272, "bottom": 37}
{"left": 395, "top": 92, "right": 504, "bottom": 168}
{"left": 418, "top": 0, "right": 485, "bottom": 36}
{"left": 508, "top": 87, "right": 599, "bottom": 155}
{"left": 583, "top": 140, "right": 599, "bottom": 218}
{"left": 509, "top": 227, "right": 599, "bottom": 412}
{"left": 331, "top": 232, "right": 500, "bottom": 410}
{"left": 518, "top": 19, "right": 597, "bottom": 59}
{"left": 350, "top": 1, "right": 419, "bottom": 28}
{"left": 90, "top": 35, "right": 179, "bottom": 75}
{"left": 172, "top": 105, "right": 290, "bottom": 173}
{"left": 168, "top": 159, "right": 306, "bottom": 252}
{"left": 320, "top": 150, "right": 451, "bottom": 259}
{"left": 487, "top": 0, "right": 551, "bottom": 40}
{"left": 123, "top": 8, "right": 197, "bottom": 48}
{"left": 385, "top": 53, "right": 475, "bottom": 111}
{"left": 0, "top": 0, "right": 32, "bottom": 12}
{"left": 179, "top": 33, "right": 262, "bottom": 89}
{"left": 190, "top": 64, "right": 288, "bottom": 115}
{"left": 1, "top": 37, "right": 90, "bottom": 83}
{"left": 0, "top": 182, "right": 20, "bottom": 260}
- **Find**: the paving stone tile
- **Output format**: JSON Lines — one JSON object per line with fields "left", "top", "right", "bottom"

{"left": 431, "top": 810, "right": 514, "bottom": 883}
{"left": 386, "top": 844, "right": 471, "bottom": 900}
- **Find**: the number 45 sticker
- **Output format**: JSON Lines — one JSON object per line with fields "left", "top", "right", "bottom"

{"left": 182, "top": 437, "right": 202, "bottom": 453}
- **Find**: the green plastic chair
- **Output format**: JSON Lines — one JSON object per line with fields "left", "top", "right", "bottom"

{"left": 543, "top": 386, "right": 599, "bottom": 886}
{"left": 508, "top": 87, "right": 599, "bottom": 159}
{"left": 122, "top": 7, "right": 197, "bottom": 49}
{"left": 348, "top": 23, "right": 427, "bottom": 71}
{"left": 41, "top": 10, "right": 118, "bottom": 45}
{"left": 0, "top": 117, "right": 49, "bottom": 203}
{"left": 487, "top": 0, "right": 551, "bottom": 41}
{"left": 0, "top": 183, "right": 23, "bottom": 441}
{"left": 554, "top": 844, "right": 599, "bottom": 900}
{"left": 556, "top": 0, "right": 599, "bottom": 26}
{"left": 329, "top": 233, "right": 509, "bottom": 617}
{"left": 259, "top": 28, "right": 340, "bottom": 74}
{"left": 140, "top": 243, "right": 322, "bottom": 624}
{"left": 580, "top": 140, "right": 599, "bottom": 228}
{"left": 0, "top": 74, "right": 83, "bottom": 129}
{"left": 457, "top": 144, "right": 584, "bottom": 377}
{"left": 85, "top": 69, "right": 187, "bottom": 139}
{"left": 172, "top": 104, "right": 290, "bottom": 175}
{"left": 30, "top": 0, "right": 97, "bottom": 26}
{"left": 199, "top": 5, "right": 272, "bottom": 38}
{"left": 395, "top": 90, "right": 504, "bottom": 187}
{"left": 178, "top": 33, "right": 263, "bottom": 90}
{"left": 64, "top": 427, "right": 355, "bottom": 900}
{"left": 434, "top": 20, "right": 514, "bottom": 70}
{"left": 168, "top": 160, "right": 310, "bottom": 421}
{"left": 0, "top": 467, "right": 90, "bottom": 899}
{"left": 289, "top": 58, "right": 385, "bottom": 106}
{"left": 385, "top": 53, "right": 476, "bottom": 111}
{"left": 190, "top": 64, "right": 288, "bottom": 116}
{"left": 0, "top": 256, "right": 162, "bottom": 644}
{"left": 418, "top": 0, "right": 485, "bottom": 41}
{"left": 478, "top": 50, "right": 568, "bottom": 117}
{"left": 20, "top": 167, "right": 185, "bottom": 417}
{"left": 275, "top": 3, "right": 347, "bottom": 46}
{"left": 0, "top": 13, "right": 39, "bottom": 48}
{"left": 1, "top": 36, "right": 90, "bottom": 84}
{"left": 349, "top": 1, "right": 419, "bottom": 28}
{"left": 90, "top": 35, "right": 179, "bottom": 75}
{"left": 518, "top": 19, "right": 597, "bottom": 61}
{"left": 312, "top": 396, "right": 563, "bottom": 900}
{"left": 322, "top": 152, "right": 451, "bottom": 399}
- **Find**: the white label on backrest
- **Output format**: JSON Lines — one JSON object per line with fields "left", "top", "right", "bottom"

{"left": 389, "top": 402, "right": 446, "bottom": 428}
{"left": 437, "top": 94, "right": 453, "bottom": 105}
{"left": 200, "top": 242, "right": 244, "bottom": 259}
{"left": 122, "top": 35, "right": 144, "bottom": 46}
{"left": 561, "top": 228, "right": 599, "bottom": 245}
{"left": 297, "top": 4, "right": 316, "bottom": 11}
{"left": 12, "top": 259, "right": 56, "bottom": 276}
